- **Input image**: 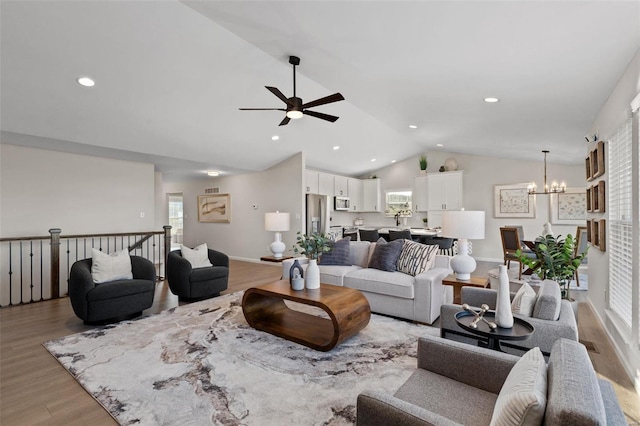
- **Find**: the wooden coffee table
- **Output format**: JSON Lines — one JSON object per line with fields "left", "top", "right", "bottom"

{"left": 442, "top": 274, "right": 489, "bottom": 304}
{"left": 242, "top": 280, "right": 371, "bottom": 352}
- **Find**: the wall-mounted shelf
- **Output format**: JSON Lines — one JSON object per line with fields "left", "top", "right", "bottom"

{"left": 586, "top": 181, "right": 606, "bottom": 213}
{"left": 587, "top": 218, "right": 606, "bottom": 251}
{"left": 586, "top": 141, "right": 605, "bottom": 181}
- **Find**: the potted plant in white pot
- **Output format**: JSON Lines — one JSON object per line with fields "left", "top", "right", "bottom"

{"left": 418, "top": 155, "right": 428, "bottom": 175}
{"left": 293, "top": 232, "right": 331, "bottom": 289}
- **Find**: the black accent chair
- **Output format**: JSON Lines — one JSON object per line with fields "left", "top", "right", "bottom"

{"left": 421, "top": 236, "right": 455, "bottom": 256}
{"left": 69, "top": 256, "right": 156, "bottom": 324}
{"left": 388, "top": 229, "right": 412, "bottom": 241}
{"left": 166, "top": 249, "right": 229, "bottom": 301}
{"left": 359, "top": 229, "right": 380, "bottom": 242}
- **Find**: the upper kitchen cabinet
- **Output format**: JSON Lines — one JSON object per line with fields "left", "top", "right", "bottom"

{"left": 347, "top": 178, "right": 362, "bottom": 212}
{"left": 318, "top": 172, "right": 334, "bottom": 196}
{"left": 413, "top": 176, "right": 429, "bottom": 212}
{"left": 305, "top": 170, "right": 319, "bottom": 194}
{"left": 426, "top": 171, "right": 463, "bottom": 211}
{"left": 362, "top": 179, "right": 381, "bottom": 212}
{"left": 334, "top": 175, "right": 348, "bottom": 197}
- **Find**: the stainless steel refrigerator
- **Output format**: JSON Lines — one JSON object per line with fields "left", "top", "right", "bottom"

{"left": 306, "top": 194, "right": 329, "bottom": 235}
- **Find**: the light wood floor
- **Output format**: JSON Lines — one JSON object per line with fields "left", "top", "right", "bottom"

{"left": 1, "top": 260, "right": 638, "bottom": 425}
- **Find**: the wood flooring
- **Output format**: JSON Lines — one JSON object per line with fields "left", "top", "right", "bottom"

{"left": 1, "top": 260, "right": 638, "bottom": 425}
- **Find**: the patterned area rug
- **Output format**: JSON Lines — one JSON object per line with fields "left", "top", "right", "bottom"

{"left": 44, "top": 292, "right": 438, "bottom": 425}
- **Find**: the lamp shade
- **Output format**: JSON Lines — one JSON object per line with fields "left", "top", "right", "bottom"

{"left": 441, "top": 210, "right": 485, "bottom": 240}
{"left": 265, "top": 212, "right": 290, "bottom": 232}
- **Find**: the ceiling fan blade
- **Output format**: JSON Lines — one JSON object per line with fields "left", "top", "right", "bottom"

{"left": 239, "top": 108, "right": 286, "bottom": 111}
{"left": 266, "top": 86, "right": 292, "bottom": 106}
{"left": 303, "top": 110, "right": 339, "bottom": 123}
{"left": 279, "top": 116, "right": 291, "bottom": 126}
{"left": 301, "top": 93, "right": 344, "bottom": 109}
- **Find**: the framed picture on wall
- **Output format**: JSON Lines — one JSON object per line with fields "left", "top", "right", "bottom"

{"left": 198, "top": 194, "right": 231, "bottom": 223}
{"left": 550, "top": 188, "right": 587, "bottom": 225}
{"left": 493, "top": 183, "right": 536, "bottom": 218}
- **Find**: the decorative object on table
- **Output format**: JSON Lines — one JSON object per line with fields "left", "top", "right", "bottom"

{"left": 439, "top": 165, "right": 445, "bottom": 172}
{"left": 418, "top": 154, "right": 427, "bottom": 175}
{"left": 422, "top": 217, "right": 429, "bottom": 228}
{"left": 461, "top": 303, "right": 497, "bottom": 330}
{"left": 493, "top": 183, "right": 535, "bottom": 218}
{"left": 289, "top": 259, "right": 305, "bottom": 291}
{"left": 265, "top": 211, "right": 290, "bottom": 258}
{"left": 515, "top": 233, "right": 587, "bottom": 300}
{"left": 354, "top": 217, "right": 364, "bottom": 226}
{"left": 542, "top": 222, "right": 554, "bottom": 236}
{"left": 441, "top": 209, "right": 486, "bottom": 280}
{"left": 293, "top": 232, "right": 331, "bottom": 289}
{"left": 550, "top": 188, "right": 587, "bottom": 225}
{"left": 495, "top": 265, "right": 514, "bottom": 328}
{"left": 527, "top": 150, "right": 566, "bottom": 195}
{"left": 444, "top": 157, "right": 458, "bottom": 171}
{"left": 197, "top": 193, "right": 231, "bottom": 223}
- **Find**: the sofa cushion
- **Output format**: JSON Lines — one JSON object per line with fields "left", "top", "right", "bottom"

{"left": 546, "top": 339, "right": 607, "bottom": 425}
{"left": 532, "top": 280, "right": 561, "bottom": 320}
{"left": 396, "top": 240, "right": 439, "bottom": 276}
{"left": 319, "top": 237, "right": 351, "bottom": 265}
{"left": 490, "top": 347, "right": 547, "bottom": 426}
{"left": 344, "top": 268, "right": 415, "bottom": 299}
{"left": 190, "top": 266, "right": 228, "bottom": 283}
{"left": 91, "top": 249, "right": 133, "bottom": 284}
{"left": 87, "top": 278, "right": 154, "bottom": 301}
{"left": 181, "top": 243, "right": 213, "bottom": 268}
{"left": 511, "top": 282, "right": 537, "bottom": 317}
{"left": 319, "top": 265, "right": 362, "bottom": 286}
{"left": 368, "top": 238, "right": 404, "bottom": 272}
{"left": 349, "top": 241, "right": 372, "bottom": 268}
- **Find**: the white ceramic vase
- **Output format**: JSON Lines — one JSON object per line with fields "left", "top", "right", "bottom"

{"left": 305, "top": 259, "right": 320, "bottom": 290}
{"left": 495, "top": 265, "right": 514, "bottom": 328}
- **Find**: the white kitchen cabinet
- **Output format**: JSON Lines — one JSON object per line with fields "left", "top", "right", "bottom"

{"left": 318, "top": 172, "right": 334, "bottom": 196}
{"left": 305, "top": 170, "right": 319, "bottom": 194}
{"left": 334, "top": 175, "right": 348, "bottom": 197}
{"left": 413, "top": 176, "right": 429, "bottom": 212}
{"left": 347, "top": 178, "right": 362, "bottom": 212}
{"left": 426, "top": 171, "right": 463, "bottom": 211}
{"left": 361, "top": 179, "right": 381, "bottom": 212}
{"left": 427, "top": 210, "right": 443, "bottom": 228}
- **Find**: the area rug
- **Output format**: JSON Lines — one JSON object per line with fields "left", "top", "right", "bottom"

{"left": 44, "top": 292, "right": 438, "bottom": 425}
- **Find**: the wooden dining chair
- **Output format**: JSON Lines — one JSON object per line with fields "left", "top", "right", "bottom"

{"left": 574, "top": 226, "right": 588, "bottom": 287}
{"left": 500, "top": 227, "right": 526, "bottom": 279}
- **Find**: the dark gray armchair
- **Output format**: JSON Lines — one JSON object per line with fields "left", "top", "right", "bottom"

{"left": 166, "top": 248, "right": 229, "bottom": 301}
{"left": 69, "top": 256, "right": 156, "bottom": 324}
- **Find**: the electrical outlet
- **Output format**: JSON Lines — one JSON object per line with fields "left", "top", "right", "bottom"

{"left": 140, "top": 212, "right": 145, "bottom": 218}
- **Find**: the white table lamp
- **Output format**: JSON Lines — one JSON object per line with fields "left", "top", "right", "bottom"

{"left": 441, "top": 210, "right": 485, "bottom": 280}
{"left": 265, "top": 211, "right": 290, "bottom": 258}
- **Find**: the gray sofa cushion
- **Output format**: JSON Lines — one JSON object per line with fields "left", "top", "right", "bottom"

{"left": 344, "top": 269, "right": 415, "bottom": 299}
{"left": 349, "top": 241, "right": 372, "bottom": 268}
{"left": 368, "top": 238, "right": 403, "bottom": 272}
{"left": 319, "top": 237, "right": 351, "bottom": 265}
{"left": 319, "top": 265, "right": 362, "bottom": 286}
{"left": 546, "top": 339, "right": 607, "bottom": 425}
{"left": 533, "top": 280, "right": 561, "bottom": 320}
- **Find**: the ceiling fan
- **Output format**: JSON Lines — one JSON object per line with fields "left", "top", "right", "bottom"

{"left": 239, "top": 55, "right": 345, "bottom": 126}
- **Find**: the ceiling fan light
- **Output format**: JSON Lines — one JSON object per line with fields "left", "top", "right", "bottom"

{"left": 286, "top": 110, "right": 303, "bottom": 119}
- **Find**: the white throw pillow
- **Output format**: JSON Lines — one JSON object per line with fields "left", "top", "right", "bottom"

{"left": 181, "top": 243, "right": 213, "bottom": 268}
{"left": 490, "top": 347, "right": 547, "bottom": 426}
{"left": 511, "top": 282, "right": 537, "bottom": 317}
{"left": 91, "top": 249, "right": 133, "bottom": 284}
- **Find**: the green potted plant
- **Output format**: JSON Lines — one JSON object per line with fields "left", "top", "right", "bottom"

{"left": 422, "top": 217, "right": 429, "bottom": 228}
{"left": 418, "top": 155, "right": 428, "bottom": 174}
{"left": 293, "top": 232, "right": 332, "bottom": 290}
{"left": 515, "top": 233, "right": 587, "bottom": 300}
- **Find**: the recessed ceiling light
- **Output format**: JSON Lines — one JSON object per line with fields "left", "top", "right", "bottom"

{"left": 436, "top": 143, "right": 443, "bottom": 147}
{"left": 333, "top": 146, "right": 340, "bottom": 150}
{"left": 483, "top": 97, "right": 499, "bottom": 103}
{"left": 207, "top": 170, "right": 220, "bottom": 177}
{"left": 76, "top": 77, "right": 95, "bottom": 87}
{"left": 371, "top": 158, "right": 376, "bottom": 162}
{"left": 391, "top": 160, "right": 397, "bottom": 163}
{"left": 271, "top": 135, "right": 280, "bottom": 141}
{"left": 409, "top": 125, "right": 418, "bottom": 129}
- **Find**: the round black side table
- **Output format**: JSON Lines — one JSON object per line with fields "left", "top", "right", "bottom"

{"left": 455, "top": 310, "right": 534, "bottom": 352}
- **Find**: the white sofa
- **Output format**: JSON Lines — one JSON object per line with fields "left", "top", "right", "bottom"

{"left": 281, "top": 240, "right": 453, "bottom": 324}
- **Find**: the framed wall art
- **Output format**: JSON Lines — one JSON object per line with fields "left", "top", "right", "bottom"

{"left": 493, "top": 183, "right": 535, "bottom": 218}
{"left": 550, "top": 188, "right": 587, "bottom": 225}
{"left": 198, "top": 194, "right": 231, "bottom": 223}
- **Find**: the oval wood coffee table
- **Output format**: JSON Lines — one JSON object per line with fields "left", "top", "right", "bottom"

{"left": 242, "top": 280, "right": 371, "bottom": 352}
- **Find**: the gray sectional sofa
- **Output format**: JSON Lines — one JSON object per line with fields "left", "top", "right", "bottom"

{"left": 281, "top": 240, "right": 453, "bottom": 324}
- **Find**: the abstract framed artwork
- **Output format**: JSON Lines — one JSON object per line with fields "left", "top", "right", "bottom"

{"left": 198, "top": 194, "right": 231, "bottom": 223}
{"left": 550, "top": 188, "right": 587, "bottom": 225}
{"left": 494, "top": 183, "right": 535, "bottom": 218}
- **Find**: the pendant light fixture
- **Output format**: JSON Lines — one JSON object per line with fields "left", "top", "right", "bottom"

{"left": 527, "top": 150, "right": 566, "bottom": 195}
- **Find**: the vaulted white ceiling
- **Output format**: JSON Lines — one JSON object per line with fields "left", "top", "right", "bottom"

{"left": 1, "top": 1, "right": 639, "bottom": 178}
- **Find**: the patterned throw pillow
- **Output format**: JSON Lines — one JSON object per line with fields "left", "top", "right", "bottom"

{"left": 396, "top": 240, "right": 439, "bottom": 276}
{"left": 319, "top": 237, "right": 351, "bottom": 265}
{"left": 368, "top": 238, "right": 404, "bottom": 272}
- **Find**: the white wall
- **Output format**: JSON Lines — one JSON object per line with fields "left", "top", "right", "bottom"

{"left": 587, "top": 47, "right": 640, "bottom": 387}
{"left": 332, "top": 151, "right": 584, "bottom": 261}
{"left": 163, "top": 153, "right": 304, "bottom": 261}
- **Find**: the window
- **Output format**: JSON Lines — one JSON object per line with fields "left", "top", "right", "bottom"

{"left": 168, "top": 193, "right": 183, "bottom": 247}
{"left": 385, "top": 190, "right": 412, "bottom": 217}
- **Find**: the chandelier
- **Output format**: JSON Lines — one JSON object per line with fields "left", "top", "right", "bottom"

{"left": 527, "top": 150, "right": 566, "bottom": 195}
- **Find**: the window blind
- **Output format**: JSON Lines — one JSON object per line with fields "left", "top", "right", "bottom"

{"left": 608, "top": 119, "right": 633, "bottom": 329}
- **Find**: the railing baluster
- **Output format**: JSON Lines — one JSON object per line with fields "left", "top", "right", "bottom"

{"left": 19, "top": 241, "right": 24, "bottom": 304}
{"left": 40, "top": 240, "right": 44, "bottom": 301}
{"left": 49, "top": 228, "right": 61, "bottom": 300}
{"left": 29, "top": 240, "right": 34, "bottom": 303}
{"left": 8, "top": 242, "right": 13, "bottom": 306}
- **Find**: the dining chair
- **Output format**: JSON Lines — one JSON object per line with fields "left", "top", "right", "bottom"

{"left": 421, "top": 236, "right": 455, "bottom": 256}
{"left": 500, "top": 227, "right": 536, "bottom": 279}
{"left": 574, "top": 226, "right": 588, "bottom": 287}
{"left": 388, "top": 229, "right": 412, "bottom": 241}
{"left": 359, "top": 229, "right": 380, "bottom": 243}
